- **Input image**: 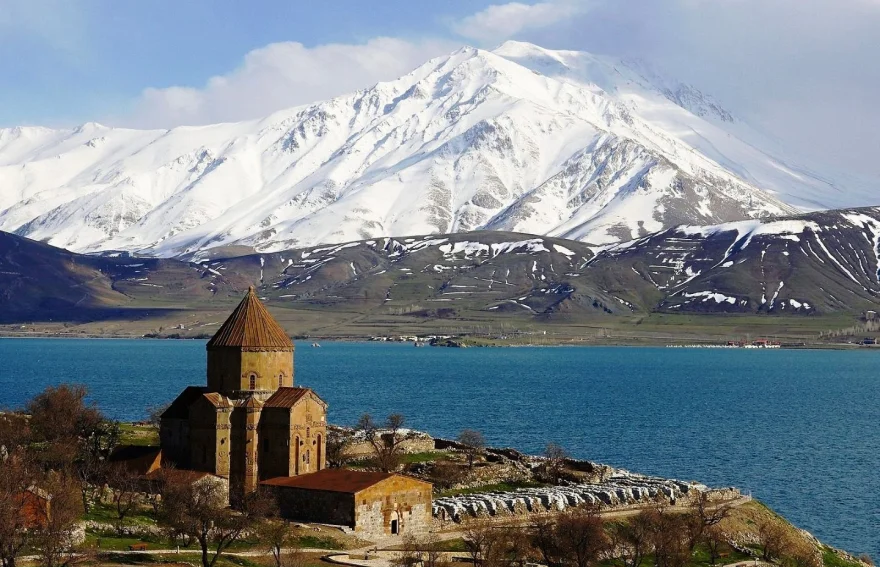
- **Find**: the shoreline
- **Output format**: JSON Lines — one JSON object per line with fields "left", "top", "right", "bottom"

{"left": 1, "top": 332, "right": 877, "bottom": 351}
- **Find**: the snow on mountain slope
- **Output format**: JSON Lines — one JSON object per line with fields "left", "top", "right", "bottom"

{"left": 492, "top": 41, "right": 877, "bottom": 211}
{"left": 0, "top": 43, "right": 834, "bottom": 257}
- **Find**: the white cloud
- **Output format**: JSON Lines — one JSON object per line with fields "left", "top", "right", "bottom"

{"left": 453, "top": 1, "right": 588, "bottom": 43}
{"left": 122, "top": 37, "right": 456, "bottom": 128}
{"left": 450, "top": 0, "right": 880, "bottom": 179}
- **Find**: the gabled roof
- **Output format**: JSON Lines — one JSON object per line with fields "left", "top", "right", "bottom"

{"left": 261, "top": 469, "right": 431, "bottom": 494}
{"left": 161, "top": 386, "right": 207, "bottom": 419}
{"left": 108, "top": 446, "right": 162, "bottom": 476}
{"left": 207, "top": 286, "right": 293, "bottom": 351}
{"left": 202, "top": 392, "right": 233, "bottom": 408}
{"left": 264, "top": 387, "right": 319, "bottom": 409}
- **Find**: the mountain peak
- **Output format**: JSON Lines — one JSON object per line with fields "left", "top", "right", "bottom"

{"left": 0, "top": 42, "right": 866, "bottom": 257}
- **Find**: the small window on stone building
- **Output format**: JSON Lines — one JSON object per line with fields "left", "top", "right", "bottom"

{"left": 279, "top": 374, "right": 283, "bottom": 387}
{"left": 249, "top": 374, "right": 257, "bottom": 390}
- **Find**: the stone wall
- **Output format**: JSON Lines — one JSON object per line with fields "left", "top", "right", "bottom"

{"left": 355, "top": 476, "right": 433, "bottom": 538}
{"left": 342, "top": 432, "right": 435, "bottom": 458}
{"left": 433, "top": 472, "right": 722, "bottom": 522}
{"left": 273, "top": 487, "right": 355, "bottom": 527}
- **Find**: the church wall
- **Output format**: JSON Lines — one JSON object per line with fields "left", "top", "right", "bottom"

{"left": 290, "top": 397, "right": 327, "bottom": 475}
{"left": 207, "top": 348, "right": 294, "bottom": 396}
{"left": 272, "top": 487, "right": 355, "bottom": 527}
{"left": 159, "top": 418, "right": 190, "bottom": 468}
{"left": 240, "top": 350, "right": 294, "bottom": 392}
{"left": 206, "top": 349, "right": 242, "bottom": 393}
{"left": 355, "top": 478, "right": 433, "bottom": 538}
{"left": 259, "top": 408, "right": 291, "bottom": 480}
{"left": 188, "top": 400, "right": 220, "bottom": 474}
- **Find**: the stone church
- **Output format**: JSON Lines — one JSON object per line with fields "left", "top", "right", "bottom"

{"left": 160, "top": 287, "right": 328, "bottom": 503}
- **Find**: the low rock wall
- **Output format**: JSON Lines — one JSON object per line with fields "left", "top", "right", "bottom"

{"left": 432, "top": 473, "right": 726, "bottom": 522}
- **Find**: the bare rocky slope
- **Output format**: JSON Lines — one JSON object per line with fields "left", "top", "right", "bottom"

{"left": 3, "top": 206, "right": 879, "bottom": 326}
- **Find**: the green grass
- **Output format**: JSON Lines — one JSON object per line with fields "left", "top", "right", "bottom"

{"left": 438, "top": 480, "right": 549, "bottom": 497}
{"left": 349, "top": 451, "right": 451, "bottom": 468}
{"left": 297, "top": 535, "right": 344, "bottom": 550}
{"left": 822, "top": 548, "right": 865, "bottom": 567}
{"left": 83, "top": 502, "right": 158, "bottom": 527}
{"left": 400, "top": 451, "right": 450, "bottom": 464}
{"left": 85, "top": 533, "right": 159, "bottom": 551}
{"left": 119, "top": 422, "right": 160, "bottom": 447}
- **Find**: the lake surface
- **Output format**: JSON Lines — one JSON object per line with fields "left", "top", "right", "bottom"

{"left": 1, "top": 339, "right": 877, "bottom": 557}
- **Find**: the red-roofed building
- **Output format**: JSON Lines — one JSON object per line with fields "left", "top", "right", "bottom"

{"left": 261, "top": 469, "right": 432, "bottom": 538}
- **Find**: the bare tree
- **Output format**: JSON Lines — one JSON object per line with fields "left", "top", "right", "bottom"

{"left": 643, "top": 505, "right": 689, "bottom": 567}
{"left": 544, "top": 443, "right": 568, "bottom": 484}
{"left": 531, "top": 516, "right": 563, "bottom": 567}
{"left": 781, "top": 539, "right": 822, "bottom": 567}
{"left": 106, "top": 465, "right": 141, "bottom": 536}
{"left": 457, "top": 430, "right": 486, "bottom": 470}
{"left": 703, "top": 524, "right": 729, "bottom": 566}
{"left": 609, "top": 512, "right": 653, "bottom": 567}
{"left": 693, "top": 491, "right": 732, "bottom": 528}
{"left": 758, "top": 520, "right": 789, "bottom": 562}
{"left": 393, "top": 534, "right": 424, "bottom": 567}
{"left": 0, "top": 454, "right": 37, "bottom": 567}
{"left": 257, "top": 518, "right": 306, "bottom": 567}
{"left": 422, "top": 533, "right": 449, "bottom": 567}
{"left": 356, "top": 413, "right": 414, "bottom": 473}
{"left": 555, "top": 506, "right": 610, "bottom": 567}
{"left": 26, "top": 385, "right": 119, "bottom": 513}
{"left": 33, "top": 473, "right": 84, "bottom": 567}
{"left": 159, "top": 477, "right": 270, "bottom": 567}
{"left": 0, "top": 413, "right": 31, "bottom": 459}
{"left": 463, "top": 519, "right": 506, "bottom": 567}
{"left": 146, "top": 402, "right": 171, "bottom": 428}
{"left": 325, "top": 428, "right": 352, "bottom": 468}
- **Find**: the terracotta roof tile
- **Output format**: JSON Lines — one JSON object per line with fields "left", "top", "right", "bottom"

{"left": 207, "top": 287, "right": 293, "bottom": 350}
{"left": 109, "top": 446, "right": 162, "bottom": 476}
{"left": 261, "top": 469, "right": 401, "bottom": 493}
{"left": 203, "top": 393, "right": 233, "bottom": 408}
{"left": 264, "top": 387, "right": 312, "bottom": 408}
{"left": 143, "top": 469, "right": 215, "bottom": 484}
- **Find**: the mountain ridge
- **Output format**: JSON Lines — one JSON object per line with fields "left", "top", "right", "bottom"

{"left": 0, "top": 42, "right": 874, "bottom": 258}
{"left": 3, "top": 205, "right": 879, "bottom": 331}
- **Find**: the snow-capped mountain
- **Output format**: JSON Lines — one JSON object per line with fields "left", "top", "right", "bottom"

{"left": 0, "top": 42, "right": 868, "bottom": 258}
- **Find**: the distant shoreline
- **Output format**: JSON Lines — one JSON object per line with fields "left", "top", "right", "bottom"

{"left": 1, "top": 332, "right": 877, "bottom": 351}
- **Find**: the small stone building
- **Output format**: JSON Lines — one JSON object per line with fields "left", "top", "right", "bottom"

{"left": 160, "top": 287, "right": 327, "bottom": 504}
{"left": 262, "top": 469, "right": 432, "bottom": 538}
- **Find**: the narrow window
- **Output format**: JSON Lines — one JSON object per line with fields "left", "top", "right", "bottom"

{"left": 279, "top": 374, "right": 283, "bottom": 388}
{"left": 249, "top": 374, "right": 256, "bottom": 390}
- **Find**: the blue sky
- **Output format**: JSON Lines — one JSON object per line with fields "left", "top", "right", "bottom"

{"left": 1, "top": 0, "right": 878, "bottom": 178}
{"left": 0, "top": 0, "right": 489, "bottom": 125}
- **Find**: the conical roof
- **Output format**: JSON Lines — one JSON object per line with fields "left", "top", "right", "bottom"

{"left": 207, "top": 287, "right": 293, "bottom": 350}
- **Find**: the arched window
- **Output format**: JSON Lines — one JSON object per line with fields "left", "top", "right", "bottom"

{"left": 279, "top": 374, "right": 283, "bottom": 388}
{"left": 249, "top": 374, "right": 256, "bottom": 390}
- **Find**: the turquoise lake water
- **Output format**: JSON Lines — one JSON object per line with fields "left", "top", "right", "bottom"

{"left": 0, "top": 339, "right": 877, "bottom": 557}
